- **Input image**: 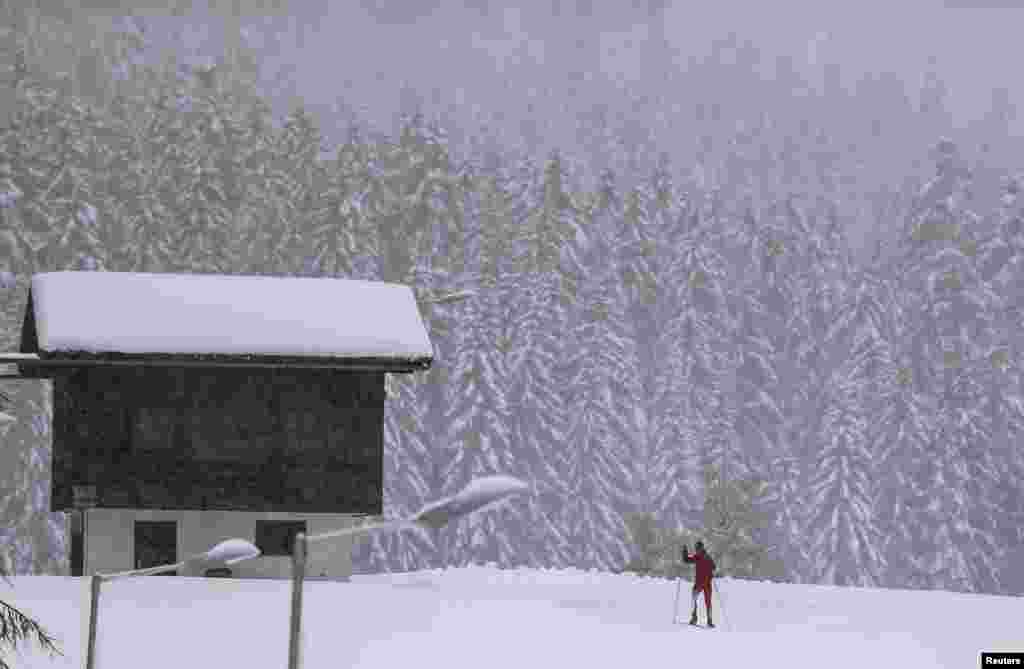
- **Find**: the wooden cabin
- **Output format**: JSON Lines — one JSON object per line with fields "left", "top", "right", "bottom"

{"left": 1, "top": 271, "right": 433, "bottom": 579}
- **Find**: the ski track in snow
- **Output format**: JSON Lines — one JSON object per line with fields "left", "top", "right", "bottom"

{"left": 3, "top": 567, "right": 1020, "bottom": 668}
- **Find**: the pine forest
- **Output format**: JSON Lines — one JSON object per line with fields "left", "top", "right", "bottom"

{"left": 1, "top": 3, "right": 1023, "bottom": 597}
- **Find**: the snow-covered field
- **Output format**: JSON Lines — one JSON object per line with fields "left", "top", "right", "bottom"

{"left": 4, "top": 567, "right": 1021, "bottom": 668}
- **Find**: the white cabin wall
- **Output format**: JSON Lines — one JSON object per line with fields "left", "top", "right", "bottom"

{"left": 84, "top": 509, "right": 361, "bottom": 580}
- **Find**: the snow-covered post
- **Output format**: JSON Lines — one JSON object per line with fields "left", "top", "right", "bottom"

{"left": 287, "top": 532, "right": 307, "bottom": 669}
{"left": 84, "top": 539, "right": 259, "bottom": 669}
{"left": 83, "top": 574, "right": 101, "bottom": 669}
{"left": 286, "top": 475, "right": 527, "bottom": 669}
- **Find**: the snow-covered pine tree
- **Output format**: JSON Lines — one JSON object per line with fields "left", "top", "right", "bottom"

{"left": 408, "top": 189, "right": 464, "bottom": 570}
{"left": 503, "top": 152, "right": 573, "bottom": 568}
{"left": 939, "top": 194, "right": 1020, "bottom": 595}
{"left": 528, "top": 150, "right": 580, "bottom": 287}
{"left": 0, "top": 572, "right": 62, "bottom": 669}
{"left": 807, "top": 250, "right": 897, "bottom": 586}
{"left": 546, "top": 148, "right": 605, "bottom": 569}
{"left": 986, "top": 175, "right": 1024, "bottom": 593}
{"left": 941, "top": 357, "right": 1011, "bottom": 594}
{"left": 0, "top": 69, "right": 107, "bottom": 274}
{"left": 892, "top": 138, "right": 1004, "bottom": 593}
{"left": 0, "top": 381, "right": 66, "bottom": 576}
{"left": 354, "top": 115, "right": 461, "bottom": 573}
{"left": 365, "top": 112, "right": 452, "bottom": 285}
{"left": 723, "top": 294, "right": 786, "bottom": 482}
{"left": 617, "top": 160, "right": 676, "bottom": 525}
{"left": 699, "top": 464, "right": 784, "bottom": 580}
{"left": 434, "top": 158, "right": 521, "bottom": 568}
{"left": 306, "top": 126, "right": 372, "bottom": 279}
{"left": 442, "top": 289, "right": 518, "bottom": 567}
{"left": 558, "top": 317, "right": 612, "bottom": 573}
{"left": 777, "top": 196, "right": 862, "bottom": 585}
{"left": 742, "top": 196, "right": 817, "bottom": 583}
{"left": 470, "top": 155, "right": 566, "bottom": 569}
{"left": 170, "top": 85, "right": 261, "bottom": 273}
{"left": 558, "top": 170, "right": 638, "bottom": 571}
{"left": 858, "top": 246, "right": 939, "bottom": 591}
{"left": 873, "top": 349, "right": 941, "bottom": 590}
{"left": 804, "top": 368, "right": 885, "bottom": 587}
{"left": 934, "top": 177, "right": 1021, "bottom": 594}
{"left": 0, "top": 78, "right": 78, "bottom": 576}
{"left": 97, "top": 65, "right": 190, "bottom": 273}
{"left": 350, "top": 368, "right": 436, "bottom": 573}
{"left": 654, "top": 187, "right": 731, "bottom": 535}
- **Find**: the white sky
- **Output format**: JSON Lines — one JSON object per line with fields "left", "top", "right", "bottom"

{"left": 274, "top": 0, "right": 1024, "bottom": 132}
{"left": 660, "top": 0, "right": 1022, "bottom": 126}
{"left": 137, "top": 0, "right": 1024, "bottom": 158}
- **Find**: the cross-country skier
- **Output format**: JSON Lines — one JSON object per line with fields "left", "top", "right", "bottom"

{"left": 682, "top": 541, "right": 716, "bottom": 628}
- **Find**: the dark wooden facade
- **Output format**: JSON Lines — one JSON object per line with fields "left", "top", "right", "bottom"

{"left": 49, "top": 366, "right": 386, "bottom": 514}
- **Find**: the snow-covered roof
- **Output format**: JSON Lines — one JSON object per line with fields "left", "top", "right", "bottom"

{"left": 20, "top": 272, "right": 433, "bottom": 369}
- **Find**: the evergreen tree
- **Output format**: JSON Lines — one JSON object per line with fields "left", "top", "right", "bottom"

{"left": 894, "top": 139, "right": 1005, "bottom": 592}
{"left": 871, "top": 347, "right": 940, "bottom": 589}
{"left": 617, "top": 160, "right": 676, "bottom": 524}
{"left": 0, "top": 582, "right": 62, "bottom": 669}
{"left": 497, "top": 153, "right": 572, "bottom": 567}
{"left": 353, "top": 371, "right": 435, "bottom": 573}
{"left": 0, "top": 381, "right": 67, "bottom": 577}
{"left": 802, "top": 258, "right": 892, "bottom": 586}
{"left": 804, "top": 369, "right": 885, "bottom": 586}
{"left": 364, "top": 113, "right": 450, "bottom": 284}
{"left": 700, "top": 465, "right": 784, "bottom": 581}
{"left": 438, "top": 168, "right": 519, "bottom": 566}
{"left": 559, "top": 181, "right": 638, "bottom": 570}
{"left": 746, "top": 197, "right": 817, "bottom": 583}
{"left": 173, "top": 86, "right": 262, "bottom": 273}
{"left": 988, "top": 175, "right": 1024, "bottom": 593}
{"left": 655, "top": 188, "right": 731, "bottom": 533}
{"left": 0, "top": 72, "right": 110, "bottom": 273}
{"left": 300, "top": 124, "right": 363, "bottom": 278}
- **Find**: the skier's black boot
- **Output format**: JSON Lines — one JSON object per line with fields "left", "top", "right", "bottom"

{"left": 689, "top": 610, "right": 698, "bottom": 625}
{"left": 706, "top": 615, "right": 715, "bottom": 629}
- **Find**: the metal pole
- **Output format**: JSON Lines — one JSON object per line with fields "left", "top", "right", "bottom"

{"left": 305, "top": 519, "right": 401, "bottom": 544}
{"left": 83, "top": 510, "right": 88, "bottom": 577}
{"left": 287, "top": 532, "right": 307, "bottom": 669}
{"left": 99, "top": 562, "right": 186, "bottom": 579}
{"left": 84, "top": 574, "right": 101, "bottom": 669}
{"left": 671, "top": 575, "right": 683, "bottom": 624}
{"left": 716, "top": 580, "right": 730, "bottom": 632}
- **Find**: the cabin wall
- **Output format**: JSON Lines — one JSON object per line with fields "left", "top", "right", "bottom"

{"left": 85, "top": 509, "right": 360, "bottom": 579}
{"left": 52, "top": 367, "right": 385, "bottom": 514}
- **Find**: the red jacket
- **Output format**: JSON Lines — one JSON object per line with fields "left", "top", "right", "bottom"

{"left": 683, "top": 549, "right": 716, "bottom": 587}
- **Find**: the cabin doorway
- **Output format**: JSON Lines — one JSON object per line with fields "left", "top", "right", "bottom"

{"left": 134, "top": 521, "right": 178, "bottom": 574}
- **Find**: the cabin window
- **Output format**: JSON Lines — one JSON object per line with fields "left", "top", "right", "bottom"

{"left": 255, "top": 520, "right": 307, "bottom": 556}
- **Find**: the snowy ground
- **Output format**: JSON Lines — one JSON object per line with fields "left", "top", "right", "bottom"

{"left": 3, "top": 567, "right": 1021, "bottom": 668}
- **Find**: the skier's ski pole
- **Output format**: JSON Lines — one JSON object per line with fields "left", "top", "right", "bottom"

{"left": 716, "top": 579, "right": 729, "bottom": 632}
{"left": 671, "top": 573, "right": 683, "bottom": 623}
